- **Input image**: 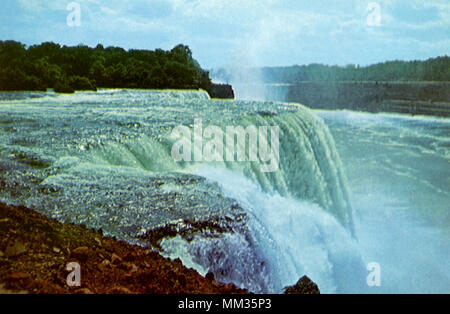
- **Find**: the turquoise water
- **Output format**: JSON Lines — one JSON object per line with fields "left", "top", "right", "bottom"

{"left": 318, "top": 110, "right": 449, "bottom": 293}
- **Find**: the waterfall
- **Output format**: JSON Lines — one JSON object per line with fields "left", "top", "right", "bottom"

{"left": 89, "top": 106, "right": 354, "bottom": 233}
{"left": 233, "top": 110, "right": 354, "bottom": 233}
{"left": 0, "top": 89, "right": 363, "bottom": 293}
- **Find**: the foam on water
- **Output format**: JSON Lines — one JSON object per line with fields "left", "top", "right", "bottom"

{"left": 193, "top": 166, "right": 365, "bottom": 293}
{"left": 0, "top": 90, "right": 448, "bottom": 293}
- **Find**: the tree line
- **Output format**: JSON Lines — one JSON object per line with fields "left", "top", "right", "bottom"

{"left": 0, "top": 40, "right": 212, "bottom": 94}
{"left": 213, "top": 56, "right": 450, "bottom": 84}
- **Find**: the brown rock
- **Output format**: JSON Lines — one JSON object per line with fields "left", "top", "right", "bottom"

{"left": 111, "top": 253, "right": 122, "bottom": 265}
{"left": 109, "top": 286, "right": 132, "bottom": 294}
{"left": 94, "top": 237, "right": 102, "bottom": 246}
{"left": 75, "top": 288, "right": 93, "bottom": 294}
{"left": 0, "top": 201, "right": 248, "bottom": 294}
{"left": 6, "top": 272, "right": 29, "bottom": 280}
{"left": 5, "top": 240, "right": 27, "bottom": 257}
{"left": 0, "top": 283, "right": 27, "bottom": 294}
{"left": 71, "top": 246, "right": 89, "bottom": 262}
{"left": 127, "top": 263, "right": 138, "bottom": 273}
{"left": 98, "top": 259, "right": 111, "bottom": 272}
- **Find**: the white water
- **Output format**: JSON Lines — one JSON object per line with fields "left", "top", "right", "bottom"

{"left": 193, "top": 166, "right": 365, "bottom": 293}
{"left": 318, "top": 111, "right": 450, "bottom": 293}
{"left": 162, "top": 108, "right": 450, "bottom": 294}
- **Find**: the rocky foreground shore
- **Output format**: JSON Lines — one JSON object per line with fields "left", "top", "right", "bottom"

{"left": 0, "top": 201, "right": 320, "bottom": 294}
{"left": 0, "top": 202, "right": 247, "bottom": 294}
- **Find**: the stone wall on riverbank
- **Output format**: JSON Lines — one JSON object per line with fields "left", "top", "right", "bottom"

{"left": 243, "top": 81, "right": 450, "bottom": 117}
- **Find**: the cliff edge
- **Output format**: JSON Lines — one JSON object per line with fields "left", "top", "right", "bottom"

{"left": 0, "top": 202, "right": 246, "bottom": 294}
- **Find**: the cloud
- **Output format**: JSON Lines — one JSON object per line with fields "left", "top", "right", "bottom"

{"left": 1, "top": 0, "right": 448, "bottom": 67}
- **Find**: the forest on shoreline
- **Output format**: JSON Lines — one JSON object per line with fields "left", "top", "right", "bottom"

{"left": 0, "top": 40, "right": 212, "bottom": 94}
{"left": 212, "top": 56, "right": 450, "bottom": 84}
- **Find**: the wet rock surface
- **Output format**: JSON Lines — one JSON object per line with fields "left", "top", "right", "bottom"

{"left": 283, "top": 276, "right": 320, "bottom": 294}
{"left": 210, "top": 83, "right": 235, "bottom": 99}
{"left": 0, "top": 202, "right": 247, "bottom": 294}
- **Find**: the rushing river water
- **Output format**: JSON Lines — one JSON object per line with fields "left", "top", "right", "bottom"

{"left": 318, "top": 110, "right": 449, "bottom": 293}
{"left": 0, "top": 89, "right": 448, "bottom": 293}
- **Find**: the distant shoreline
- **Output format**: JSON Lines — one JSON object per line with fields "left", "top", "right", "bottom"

{"left": 1, "top": 83, "right": 448, "bottom": 117}
{"left": 234, "top": 81, "right": 450, "bottom": 118}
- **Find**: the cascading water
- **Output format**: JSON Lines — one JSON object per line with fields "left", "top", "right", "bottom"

{"left": 159, "top": 106, "right": 361, "bottom": 293}
{"left": 0, "top": 89, "right": 448, "bottom": 293}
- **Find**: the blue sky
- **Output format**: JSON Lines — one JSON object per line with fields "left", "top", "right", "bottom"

{"left": 1, "top": 0, "right": 449, "bottom": 68}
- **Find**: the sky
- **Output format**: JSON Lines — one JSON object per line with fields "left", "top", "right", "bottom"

{"left": 1, "top": 0, "right": 449, "bottom": 69}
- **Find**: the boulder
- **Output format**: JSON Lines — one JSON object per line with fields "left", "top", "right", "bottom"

{"left": 210, "top": 83, "right": 235, "bottom": 99}
{"left": 70, "top": 246, "right": 90, "bottom": 262}
{"left": 283, "top": 275, "right": 320, "bottom": 294}
{"left": 4, "top": 240, "right": 27, "bottom": 257}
